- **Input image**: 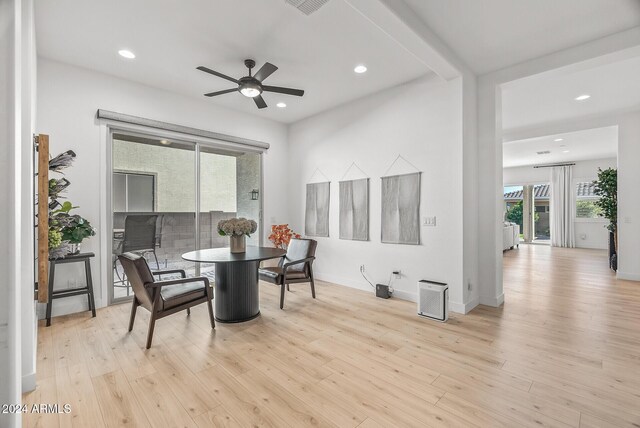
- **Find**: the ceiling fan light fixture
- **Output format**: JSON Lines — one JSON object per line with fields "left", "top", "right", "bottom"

{"left": 239, "top": 79, "right": 262, "bottom": 98}
{"left": 198, "top": 60, "right": 303, "bottom": 109}
{"left": 240, "top": 87, "right": 261, "bottom": 98}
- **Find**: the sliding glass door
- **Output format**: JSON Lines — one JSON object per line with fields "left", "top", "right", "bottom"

{"left": 110, "top": 132, "right": 262, "bottom": 303}
{"left": 503, "top": 183, "right": 550, "bottom": 245}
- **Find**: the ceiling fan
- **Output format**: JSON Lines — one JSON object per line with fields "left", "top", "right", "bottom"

{"left": 197, "top": 59, "right": 304, "bottom": 109}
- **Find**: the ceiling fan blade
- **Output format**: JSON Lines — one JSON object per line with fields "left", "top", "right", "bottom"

{"left": 197, "top": 66, "right": 238, "bottom": 84}
{"left": 253, "top": 95, "right": 267, "bottom": 109}
{"left": 263, "top": 85, "right": 304, "bottom": 97}
{"left": 254, "top": 62, "right": 278, "bottom": 82}
{"left": 204, "top": 88, "right": 237, "bottom": 97}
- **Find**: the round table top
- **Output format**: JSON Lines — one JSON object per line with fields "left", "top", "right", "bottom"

{"left": 182, "top": 246, "right": 286, "bottom": 263}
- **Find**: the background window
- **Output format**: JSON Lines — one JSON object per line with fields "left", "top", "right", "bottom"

{"left": 576, "top": 181, "right": 603, "bottom": 219}
{"left": 113, "top": 172, "right": 155, "bottom": 212}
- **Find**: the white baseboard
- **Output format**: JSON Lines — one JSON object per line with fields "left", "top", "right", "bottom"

{"left": 391, "top": 288, "right": 416, "bottom": 303}
{"left": 315, "top": 272, "right": 375, "bottom": 294}
{"left": 450, "top": 297, "right": 479, "bottom": 314}
{"left": 479, "top": 292, "right": 504, "bottom": 307}
{"left": 36, "top": 297, "right": 104, "bottom": 320}
{"left": 22, "top": 372, "right": 36, "bottom": 393}
{"left": 617, "top": 271, "right": 640, "bottom": 281}
{"left": 315, "top": 271, "right": 478, "bottom": 315}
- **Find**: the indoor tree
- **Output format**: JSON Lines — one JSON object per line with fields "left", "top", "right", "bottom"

{"left": 593, "top": 167, "right": 617, "bottom": 251}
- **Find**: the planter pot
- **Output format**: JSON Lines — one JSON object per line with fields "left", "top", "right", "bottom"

{"left": 67, "top": 243, "right": 81, "bottom": 255}
{"left": 609, "top": 231, "right": 617, "bottom": 271}
{"left": 230, "top": 235, "right": 246, "bottom": 253}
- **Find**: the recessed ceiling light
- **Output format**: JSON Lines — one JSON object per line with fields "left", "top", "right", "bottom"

{"left": 276, "top": 102, "right": 287, "bottom": 108}
{"left": 562, "top": 150, "right": 570, "bottom": 153}
{"left": 554, "top": 138, "right": 563, "bottom": 142}
{"left": 354, "top": 64, "right": 367, "bottom": 74}
{"left": 118, "top": 49, "right": 136, "bottom": 59}
{"left": 574, "top": 94, "right": 590, "bottom": 101}
{"left": 159, "top": 139, "right": 171, "bottom": 145}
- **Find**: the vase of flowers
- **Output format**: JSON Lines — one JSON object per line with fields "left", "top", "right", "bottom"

{"left": 268, "top": 224, "right": 302, "bottom": 249}
{"left": 218, "top": 218, "right": 258, "bottom": 253}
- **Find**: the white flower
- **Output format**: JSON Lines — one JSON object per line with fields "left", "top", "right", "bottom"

{"left": 218, "top": 217, "right": 258, "bottom": 237}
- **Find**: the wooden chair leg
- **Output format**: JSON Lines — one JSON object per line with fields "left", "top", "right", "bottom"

{"left": 310, "top": 268, "right": 316, "bottom": 299}
{"left": 286, "top": 283, "right": 290, "bottom": 291}
{"left": 207, "top": 299, "right": 215, "bottom": 329}
{"left": 146, "top": 316, "right": 156, "bottom": 349}
{"left": 128, "top": 299, "right": 138, "bottom": 332}
{"left": 280, "top": 282, "right": 286, "bottom": 309}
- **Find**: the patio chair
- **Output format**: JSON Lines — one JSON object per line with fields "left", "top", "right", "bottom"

{"left": 118, "top": 252, "right": 214, "bottom": 348}
{"left": 113, "top": 214, "right": 160, "bottom": 295}
{"left": 258, "top": 238, "right": 317, "bottom": 309}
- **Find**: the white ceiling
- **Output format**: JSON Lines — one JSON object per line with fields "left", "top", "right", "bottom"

{"left": 35, "top": 0, "right": 429, "bottom": 124}
{"left": 403, "top": 0, "right": 640, "bottom": 74}
{"left": 501, "top": 55, "right": 640, "bottom": 131}
{"left": 503, "top": 126, "right": 617, "bottom": 168}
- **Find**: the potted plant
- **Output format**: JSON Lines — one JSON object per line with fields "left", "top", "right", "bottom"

{"left": 593, "top": 167, "right": 617, "bottom": 269}
{"left": 217, "top": 218, "right": 258, "bottom": 253}
{"left": 49, "top": 201, "right": 96, "bottom": 256}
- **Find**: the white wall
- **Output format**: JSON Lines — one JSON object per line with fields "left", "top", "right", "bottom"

{"left": 503, "top": 157, "right": 616, "bottom": 249}
{"left": 503, "top": 157, "right": 616, "bottom": 187}
{"left": 37, "top": 58, "right": 289, "bottom": 317}
{"left": 19, "top": 0, "right": 37, "bottom": 395}
{"left": 288, "top": 74, "right": 468, "bottom": 312}
{"left": 0, "top": 2, "right": 22, "bottom": 424}
{"left": 617, "top": 111, "right": 640, "bottom": 280}
{"left": 1, "top": 0, "right": 37, "bottom": 422}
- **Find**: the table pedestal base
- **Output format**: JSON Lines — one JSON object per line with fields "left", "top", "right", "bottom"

{"left": 214, "top": 260, "right": 260, "bottom": 323}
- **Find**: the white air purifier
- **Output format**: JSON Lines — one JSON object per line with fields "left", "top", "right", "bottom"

{"left": 417, "top": 280, "right": 448, "bottom": 322}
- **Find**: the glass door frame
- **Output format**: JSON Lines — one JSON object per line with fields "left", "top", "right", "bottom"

{"left": 106, "top": 126, "right": 264, "bottom": 305}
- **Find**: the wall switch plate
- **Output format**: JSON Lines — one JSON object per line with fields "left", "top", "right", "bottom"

{"left": 423, "top": 216, "right": 436, "bottom": 226}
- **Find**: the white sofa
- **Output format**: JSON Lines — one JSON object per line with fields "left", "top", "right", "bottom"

{"left": 503, "top": 223, "right": 520, "bottom": 251}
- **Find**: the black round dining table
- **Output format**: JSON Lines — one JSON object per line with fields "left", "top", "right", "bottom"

{"left": 182, "top": 246, "right": 286, "bottom": 323}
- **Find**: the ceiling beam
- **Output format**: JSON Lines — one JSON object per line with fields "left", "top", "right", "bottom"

{"left": 502, "top": 107, "right": 640, "bottom": 143}
{"left": 344, "top": 0, "right": 468, "bottom": 80}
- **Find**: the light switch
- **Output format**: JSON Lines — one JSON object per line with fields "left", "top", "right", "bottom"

{"left": 423, "top": 216, "right": 436, "bottom": 227}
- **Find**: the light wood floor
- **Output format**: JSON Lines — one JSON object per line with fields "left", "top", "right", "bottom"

{"left": 24, "top": 245, "right": 640, "bottom": 427}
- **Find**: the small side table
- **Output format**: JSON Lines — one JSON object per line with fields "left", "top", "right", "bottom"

{"left": 46, "top": 252, "right": 96, "bottom": 327}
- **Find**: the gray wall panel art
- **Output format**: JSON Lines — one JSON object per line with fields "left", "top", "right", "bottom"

{"left": 381, "top": 172, "right": 420, "bottom": 245}
{"left": 339, "top": 178, "right": 369, "bottom": 240}
{"left": 305, "top": 181, "right": 330, "bottom": 237}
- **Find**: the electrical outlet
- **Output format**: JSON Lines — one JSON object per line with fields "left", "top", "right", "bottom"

{"left": 580, "top": 233, "right": 587, "bottom": 240}
{"left": 393, "top": 270, "right": 401, "bottom": 279}
{"left": 360, "top": 264, "right": 365, "bottom": 272}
